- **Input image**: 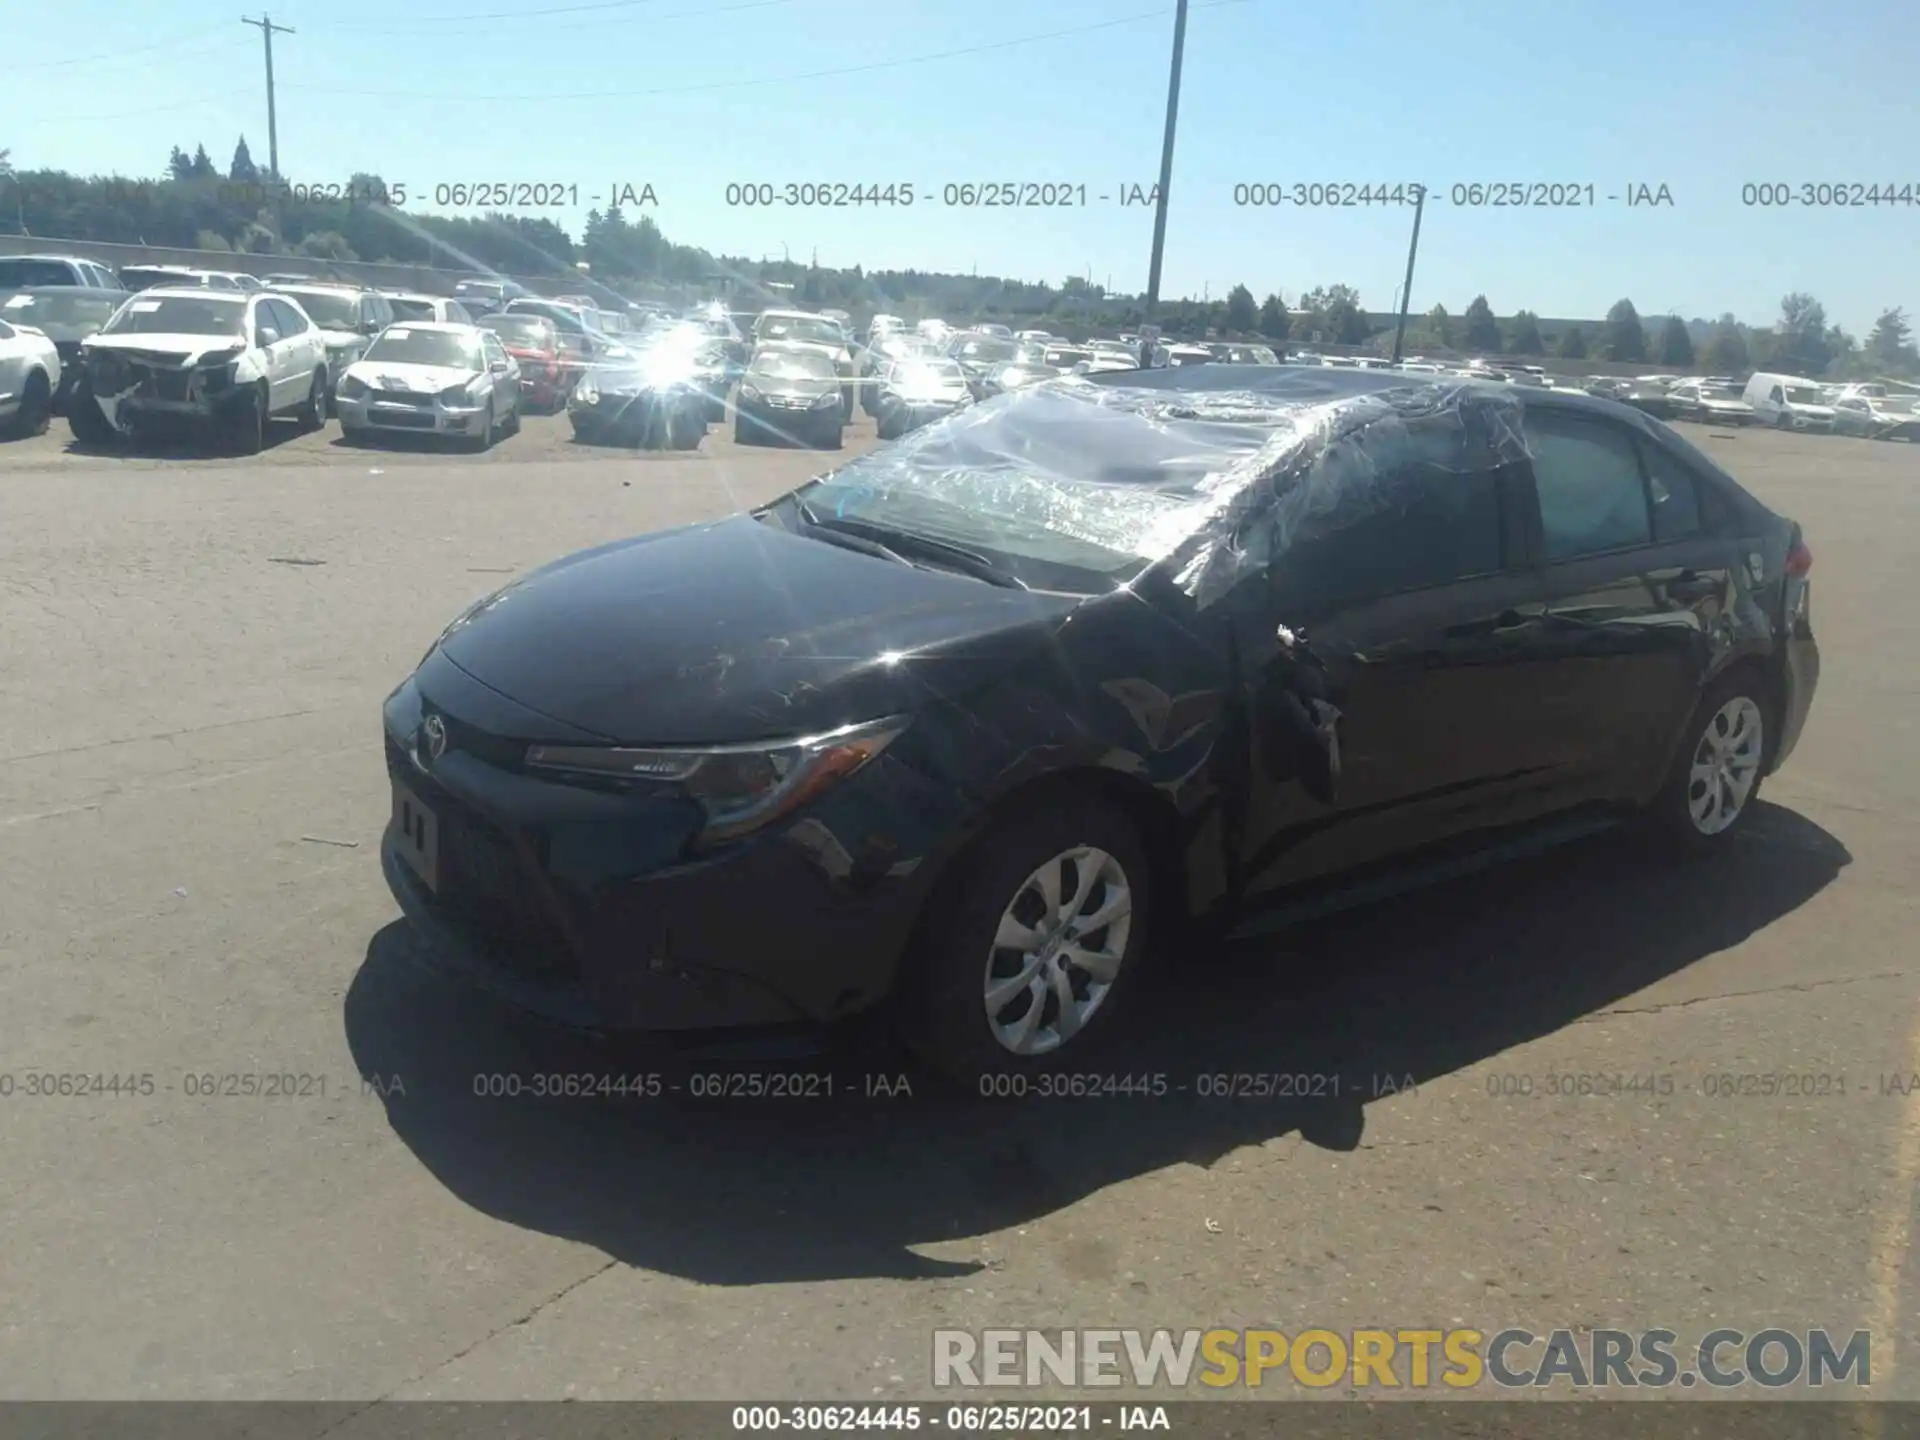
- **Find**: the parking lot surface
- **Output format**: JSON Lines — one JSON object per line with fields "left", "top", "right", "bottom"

{"left": 1, "top": 415, "right": 1917, "bottom": 1402}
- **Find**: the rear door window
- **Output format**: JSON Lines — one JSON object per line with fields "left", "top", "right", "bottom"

{"left": 1525, "top": 409, "right": 1653, "bottom": 561}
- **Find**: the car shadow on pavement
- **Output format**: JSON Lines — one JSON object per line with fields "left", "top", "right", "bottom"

{"left": 343, "top": 800, "right": 1849, "bottom": 1284}
{"left": 60, "top": 423, "right": 309, "bottom": 460}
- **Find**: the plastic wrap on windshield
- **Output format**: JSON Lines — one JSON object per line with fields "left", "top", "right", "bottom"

{"left": 816, "top": 373, "right": 1531, "bottom": 609}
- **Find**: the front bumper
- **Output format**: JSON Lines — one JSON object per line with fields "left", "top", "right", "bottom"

{"left": 569, "top": 389, "right": 700, "bottom": 443}
{"left": 378, "top": 663, "right": 942, "bottom": 1035}
{"left": 736, "top": 397, "right": 843, "bottom": 438}
{"left": 84, "top": 357, "right": 248, "bottom": 431}
{"left": 337, "top": 390, "right": 489, "bottom": 436}
{"left": 880, "top": 399, "right": 964, "bottom": 431}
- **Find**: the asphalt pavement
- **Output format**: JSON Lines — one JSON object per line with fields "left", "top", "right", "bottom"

{"left": 1, "top": 410, "right": 1916, "bottom": 1405}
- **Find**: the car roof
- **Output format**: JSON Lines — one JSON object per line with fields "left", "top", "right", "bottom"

{"left": 381, "top": 319, "right": 479, "bottom": 333}
{"left": 136, "top": 286, "right": 247, "bottom": 302}
{"left": 272, "top": 281, "right": 363, "bottom": 294}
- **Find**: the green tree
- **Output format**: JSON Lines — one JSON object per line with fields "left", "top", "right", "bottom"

{"left": 1426, "top": 303, "right": 1454, "bottom": 348}
{"left": 1555, "top": 324, "right": 1588, "bottom": 359}
{"left": 1701, "top": 314, "right": 1750, "bottom": 374}
{"left": 295, "top": 229, "right": 355, "bottom": 260}
{"left": 229, "top": 137, "right": 259, "bottom": 183}
{"left": 1224, "top": 283, "right": 1258, "bottom": 333}
{"left": 1774, "top": 292, "right": 1832, "bottom": 376}
{"left": 195, "top": 228, "right": 233, "bottom": 251}
{"left": 1658, "top": 315, "right": 1694, "bottom": 366}
{"left": 1505, "top": 310, "right": 1544, "bottom": 355}
{"left": 168, "top": 146, "right": 193, "bottom": 181}
{"left": 1866, "top": 307, "right": 1916, "bottom": 371}
{"left": 1314, "top": 284, "right": 1366, "bottom": 344}
{"left": 1462, "top": 294, "right": 1500, "bottom": 352}
{"left": 189, "top": 144, "right": 217, "bottom": 179}
{"left": 1597, "top": 299, "right": 1647, "bottom": 362}
{"left": 1258, "top": 292, "right": 1290, "bottom": 342}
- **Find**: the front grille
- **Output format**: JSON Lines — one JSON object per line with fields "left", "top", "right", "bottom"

{"left": 370, "top": 409, "right": 436, "bottom": 429}
{"left": 376, "top": 390, "right": 437, "bottom": 407}
{"left": 385, "top": 734, "right": 580, "bottom": 983}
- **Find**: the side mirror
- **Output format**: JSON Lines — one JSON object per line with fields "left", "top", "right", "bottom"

{"left": 490, "top": 359, "right": 509, "bottom": 374}
{"left": 256, "top": 328, "right": 280, "bottom": 346}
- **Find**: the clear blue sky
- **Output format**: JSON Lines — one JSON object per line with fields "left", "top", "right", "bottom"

{"left": 12, "top": 0, "right": 1917, "bottom": 333}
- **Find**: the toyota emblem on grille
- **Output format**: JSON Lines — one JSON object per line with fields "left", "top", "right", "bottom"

{"left": 422, "top": 714, "right": 448, "bottom": 761}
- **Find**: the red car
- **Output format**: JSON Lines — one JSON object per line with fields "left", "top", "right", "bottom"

{"left": 479, "top": 313, "right": 570, "bottom": 411}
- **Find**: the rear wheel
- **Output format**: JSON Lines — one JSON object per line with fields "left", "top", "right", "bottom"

{"left": 503, "top": 397, "right": 522, "bottom": 436}
{"left": 8, "top": 369, "right": 52, "bottom": 437}
{"left": 1650, "top": 670, "right": 1771, "bottom": 850}
{"left": 898, "top": 795, "right": 1154, "bottom": 1081}
{"left": 296, "top": 369, "right": 328, "bottom": 432}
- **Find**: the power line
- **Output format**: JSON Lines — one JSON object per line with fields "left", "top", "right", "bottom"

{"left": 37, "top": 24, "right": 232, "bottom": 68}
{"left": 322, "top": 0, "right": 792, "bottom": 38}
{"left": 323, "top": 0, "right": 712, "bottom": 26}
{"left": 280, "top": 0, "right": 1252, "bottom": 101}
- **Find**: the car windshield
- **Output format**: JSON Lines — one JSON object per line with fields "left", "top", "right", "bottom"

{"left": 386, "top": 297, "right": 438, "bottom": 321}
{"left": 952, "top": 338, "right": 1018, "bottom": 363}
{"left": 101, "top": 294, "right": 247, "bottom": 336}
{"left": 481, "top": 314, "right": 555, "bottom": 347}
{"left": 0, "top": 290, "right": 123, "bottom": 328}
{"left": 277, "top": 290, "right": 360, "bottom": 328}
{"left": 757, "top": 316, "right": 843, "bottom": 347}
{"left": 363, "top": 327, "right": 481, "bottom": 369}
{"left": 0, "top": 259, "right": 81, "bottom": 287}
{"left": 119, "top": 269, "right": 197, "bottom": 291}
{"left": 752, "top": 350, "right": 836, "bottom": 381}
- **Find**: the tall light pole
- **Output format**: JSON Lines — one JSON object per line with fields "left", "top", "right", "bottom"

{"left": 1142, "top": 0, "right": 1189, "bottom": 351}
{"left": 1389, "top": 184, "right": 1426, "bottom": 364}
{"left": 241, "top": 14, "right": 294, "bottom": 179}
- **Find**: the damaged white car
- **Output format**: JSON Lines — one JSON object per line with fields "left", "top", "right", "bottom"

{"left": 67, "top": 289, "right": 330, "bottom": 454}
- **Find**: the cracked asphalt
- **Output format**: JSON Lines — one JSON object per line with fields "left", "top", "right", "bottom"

{"left": 1, "top": 409, "right": 1916, "bottom": 1405}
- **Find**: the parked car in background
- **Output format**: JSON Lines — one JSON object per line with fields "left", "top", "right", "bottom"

{"left": 266, "top": 283, "right": 394, "bottom": 402}
{"left": 0, "top": 286, "right": 129, "bottom": 411}
{"left": 568, "top": 334, "right": 710, "bottom": 450}
{"left": 1041, "top": 344, "right": 1096, "bottom": 375}
{"left": 1167, "top": 344, "right": 1216, "bottom": 367}
{"left": 478, "top": 312, "right": 570, "bottom": 412}
{"left": 0, "top": 254, "right": 122, "bottom": 290}
{"left": 947, "top": 332, "right": 1022, "bottom": 397}
{"left": 379, "top": 364, "right": 1819, "bottom": 1076}
{"left": 117, "top": 265, "right": 256, "bottom": 292}
{"left": 1208, "top": 343, "right": 1281, "bottom": 364}
{"left": 67, "top": 289, "right": 329, "bottom": 453}
{"left": 0, "top": 311, "right": 62, "bottom": 436}
{"left": 734, "top": 345, "right": 845, "bottom": 448}
{"left": 334, "top": 322, "right": 520, "bottom": 450}
{"left": 451, "top": 278, "right": 529, "bottom": 315}
{"left": 874, "top": 356, "right": 974, "bottom": 439}
{"left": 989, "top": 341, "right": 1069, "bottom": 395}
{"left": 1588, "top": 377, "right": 1683, "bottom": 421}
{"left": 1670, "top": 378, "right": 1758, "bottom": 426}
{"left": 1744, "top": 373, "right": 1837, "bottom": 431}
{"left": 384, "top": 293, "right": 475, "bottom": 325}
{"left": 1831, "top": 391, "right": 1920, "bottom": 440}
{"left": 752, "top": 310, "right": 856, "bottom": 411}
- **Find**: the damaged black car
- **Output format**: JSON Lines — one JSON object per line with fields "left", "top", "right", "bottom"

{"left": 381, "top": 367, "right": 1819, "bottom": 1079}
{"left": 566, "top": 337, "right": 711, "bottom": 450}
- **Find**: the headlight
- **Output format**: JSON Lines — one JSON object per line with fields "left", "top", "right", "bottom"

{"left": 739, "top": 383, "right": 762, "bottom": 401}
{"left": 574, "top": 380, "right": 599, "bottom": 405}
{"left": 812, "top": 392, "right": 838, "bottom": 406}
{"left": 338, "top": 374, "right": 369, "bottom": 400}
{"left": 438, "top": 379, "right": 481, "bottom": 404}
{"left": 524, "top": 716, "right": 905, "bottom": 845}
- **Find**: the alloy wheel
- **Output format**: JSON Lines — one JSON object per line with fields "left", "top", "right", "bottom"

{"left": 1687, "top": 696, "right": 1764, "bottom": 835}
{"left": 983, "top": 845, "right": 1133, "bottom": 1056}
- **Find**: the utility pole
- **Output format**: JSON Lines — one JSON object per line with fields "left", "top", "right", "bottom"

{"left": 1390, "top": 185, "right": 1427, "bottom": 364}
{"left": 241, "top": 14, "right": 294, "bottom": 179}
{"left": 1142, "top": 0, "right": 1189, "bottom": 355}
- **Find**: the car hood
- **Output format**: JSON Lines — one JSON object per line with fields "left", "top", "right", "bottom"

{"left": 435, "top": 513, "right": 1080, "bottom": 743}
{"left": 82, "top": 333, "right": 244, "bottom": 364}
{"left": 1789, "top": 403, "right": 1836, "bottom": 417}
{"left": 345, "top": 360, "right": 477, "bottom": 391}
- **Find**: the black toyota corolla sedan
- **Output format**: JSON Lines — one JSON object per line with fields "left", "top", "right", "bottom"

{"left": 381, "top": 366, "right": 1819, "bottom": 1078}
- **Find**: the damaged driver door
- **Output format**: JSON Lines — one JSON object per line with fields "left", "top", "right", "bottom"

{"left": 1235, "top": 414, "right": 1569, "bottom": 900}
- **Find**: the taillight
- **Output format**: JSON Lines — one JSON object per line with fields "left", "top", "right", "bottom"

{"left": 1786, "top": 539, "right": 1812, "bottom": 578}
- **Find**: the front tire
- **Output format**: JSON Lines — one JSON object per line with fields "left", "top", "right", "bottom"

{"left": 898, "top": 795, "right": 1154, "bottom": 1081}
{"left": 67, "top": 377, "right": 114, "bottom": 446}
{"left": 227, "top": 383, "right": 267, "bottom": 456}
{"left": 466, "top": 401, "right": 495, "bottom": 452}
{"left": 733, "top": 415, "right": 758, "bottom": 446}
{"left": 1650, "top": 670, "right": 1771, "bottom": 851}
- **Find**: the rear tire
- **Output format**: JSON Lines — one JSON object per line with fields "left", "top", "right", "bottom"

{"left": 8, "top": 369, "right": 52, "bottom": 437}
{"left": 1649, "top": 668, "right": 1772, "bottom": 852}
{"left": 504, "top": 399, "right": 522, "bottom": 436}
{"left": 339, "top": 422, "right": 368, "bottom": 445}
{"left": 733, "top": 416, "right": 757, "bottom": 446}
{"left": 897, "top": 794, "right": 1155, "bottom": 1082}
{"left": 296, "top": 369, "right": 328, "bottom": 432}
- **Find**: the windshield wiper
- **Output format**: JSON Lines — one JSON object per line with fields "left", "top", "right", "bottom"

{"left": 795, "top": 501, "right": 1028, "bottom": 589}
